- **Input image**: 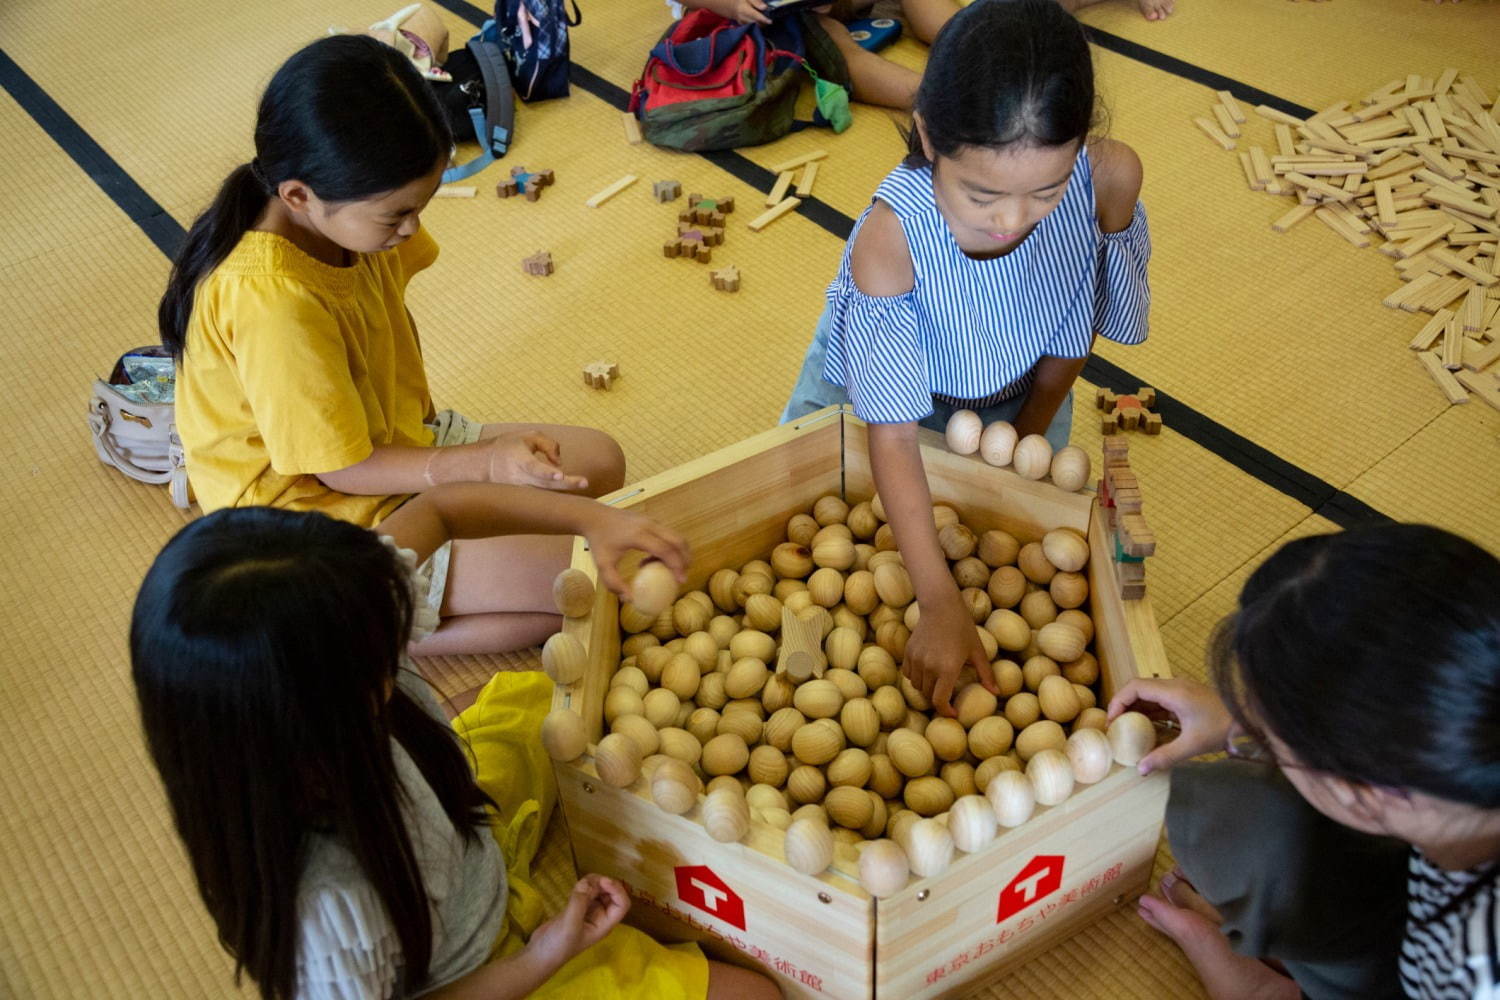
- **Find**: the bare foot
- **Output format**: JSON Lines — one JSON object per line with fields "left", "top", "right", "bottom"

{"left": 1137, "top": 0, "right": 1175, "bottom": 19}
{"left": 1138, "top": 877, "right": 1301, "bottom": 1000}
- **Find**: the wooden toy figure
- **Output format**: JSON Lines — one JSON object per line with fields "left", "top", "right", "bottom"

{"left": 664, "top": 230, "right": 712, "bottom": 264}
{"left": 1097, "top": 386, "right": 1162, "bottom": 435}
{"left": 680, "top": 193, "right": 736, "bottom": 228}
{"left": 521, "top": 250, "right": 554, "bottom": 276}
{"left": 711, "top": 265, "right": 740, "bottom": 292}
{"left": 678, "top": 221, "right": 723, "bottom": 247}
{"left": 1098, "top": 437, "right": 1155, "bottom": 599}
{"left": 497, "top": 166, "right": 555, "bottom": 201}
{"left": 653, "top": 180, "right": 682, "bottom": 202}
{"left": 582, "top": 361, "right": 620, "bottom": 390}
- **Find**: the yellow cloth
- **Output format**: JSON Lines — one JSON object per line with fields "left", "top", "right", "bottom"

{"left": 176, "top": 226, "right": 440, "bottom": 524}
{"left": 454, "top": 671, "right": 709, "bottom": 1000}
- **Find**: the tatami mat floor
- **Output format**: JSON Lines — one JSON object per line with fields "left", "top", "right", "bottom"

{"left": 0, "top": 0, "right": 1496, "bottom": 996}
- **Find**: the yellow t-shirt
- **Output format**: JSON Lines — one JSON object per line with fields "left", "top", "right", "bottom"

{"left": 177, "top": 227, "right": 440, "bottom": 525}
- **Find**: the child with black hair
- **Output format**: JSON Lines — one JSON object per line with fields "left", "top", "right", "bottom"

{"left": 131, "top": 484, "right": 781, "bottom": 1000}
{"left": 161, "top": 35, "right": 622, "bottom": 657}
{"left": 782, "top": 0, "right": 1151, "bottom": 716}
{"left": 1109, "top": 524, "right": 1500, "bottom": 1000}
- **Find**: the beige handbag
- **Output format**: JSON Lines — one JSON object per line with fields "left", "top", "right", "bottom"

{"left": 88, "top": 347, "right": 191, "bottom": 509}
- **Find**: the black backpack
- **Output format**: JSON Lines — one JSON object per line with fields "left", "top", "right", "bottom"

{"left": 429, "top": 37, "right": 515, "bottom": 182}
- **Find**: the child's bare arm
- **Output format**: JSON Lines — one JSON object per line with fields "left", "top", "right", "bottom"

{"left": 678, "top": 0, "right": 772, "bottom": 24}
{"left": 1013, "top": 350, "right": 1089, "bottom": 439}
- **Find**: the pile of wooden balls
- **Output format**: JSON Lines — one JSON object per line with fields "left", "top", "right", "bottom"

{"left": 942, "top": 411, "right": 1092, "bottom": 493}
{"left": 541, "top": 494, "right": 1158, "bottom": 899}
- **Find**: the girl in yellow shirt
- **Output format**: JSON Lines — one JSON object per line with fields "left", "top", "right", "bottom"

{"left": 160, "top": 35, "right": 626, "bottom": 657}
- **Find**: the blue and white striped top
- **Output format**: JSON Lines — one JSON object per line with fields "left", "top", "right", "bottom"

{"left": 821, "top": 147, "right": 1151, "bottom": 424}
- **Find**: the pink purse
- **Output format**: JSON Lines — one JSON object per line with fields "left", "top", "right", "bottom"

{"left": 88, "top": 347, "right": 191, "bottom": 509}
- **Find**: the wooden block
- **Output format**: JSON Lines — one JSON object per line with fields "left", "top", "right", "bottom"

{"left": 1212, "top": 104, "right": 1241, "bottom": 139}
{"left": 433, "top": 185, "right": 478, "bottom": 198}
{"left": 582, "top": 361, "right": 620, "bottom": 390}
{"left": 1216, "top": 91, "right": 1247, "bottom": 124}
{"left": 1331, "top": 203, "right": 1371, "bottom": 235}
{"left": 1256, "top": 105, "right": 1306, "bottom": 127}
{"left": 1463, "top": 284, "right": 1488, "bottom": 333}
{"left": 1374, "top": 180, "right": 1398, "bottom": 226}
{"left": 1418, "top": 276, "right": 1470, "bottom": 314}
{"left": 1314, "top": 207, "right": 1370, "bottom": 247}
{"left": 1237, "top": 152, "right": 1258, "bottom": 190}
{"left": 748, "top": 196, "right": 802, "bottom": 232}
{"left": 1428, "top": 248, "right": 1499, "bottom": 285}
{"left": 1416, "top": 351, "right": 1471, "bottom": 404}
{"left": 1455, "top": 369, "right": 1500, "bottom": 410}
{"left": 710, "top": 265, "right": 741, "bottom": 293}
{"left": 1462, "top": 336, "right": 1500, "bottom": 373}
{"left": 622, "top": 113, "right": 643, "bottom": 145}
{"left": 795, "top": 161, "right": 819, "bottom": 198}
{"left": 1276, "top": 161, "right": 1366, "bottom": 177}
{"left": 1415, "top": 144, "right": 1465, "bottom": 180}
{"left": 1274, "top": 124, "right": 1296, "bottom": 158}
{"left": 767, "top": 150, "right": 827, "bottom": 174}
{"left": 766, "top": 170, "right": 795, "bottom": 207}
{"left": 777, "top": 606, "right": 826, "bottom": 680}
{"left": 1441, "top": 311, "right": 1466, "bottom": 369}
{"left": 1434, "top": 68, "right": 1460, "bottom": 96}
{"left": 1271, "top": 203, "right": 1317, "bottom": 233}
{"left": 1194, "top": 117, "right": 1236, "bottom": 151}
{"left": 586, "top": 174, "right": 638, "bottom": 208}
{"left": 1283, "top": 172, "right": 1355, "bottom": 202}
{"left": 522, "top": 250, "right": 554, "bottom": 277}
{"left": 1410, "top": 308, "right": 1454, "bottom": 350}
{"left": 1423, "top": 188, "right": 1498, "bottom": 220}
{"left": 653, "top": 180, "right": 683, "bottom": 202}
{"left": 1385, "top": 272, "right": 1441, "bottom": 310}
{"left": 1396, "top": 222, "right": 1457, "bottom": 258}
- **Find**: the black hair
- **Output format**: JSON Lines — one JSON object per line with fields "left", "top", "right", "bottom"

{"left": 158, "top": 34, "right": 452, "bottom": 358}
{"left": 905, "top": 0, "right": 1098, "bottom": 167}
{"left": 1210, "top": 523, "right": 1500, "bottom": 807}
{"left": 131, "top": 507, "right": 492, "bottom": 1000}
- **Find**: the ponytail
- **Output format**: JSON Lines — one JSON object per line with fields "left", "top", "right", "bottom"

{"left": 159, "top": 164, "right": 268, "bottom": 358}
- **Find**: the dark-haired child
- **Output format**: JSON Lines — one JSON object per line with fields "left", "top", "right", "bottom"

{"left": 1109, "top": 524, "right": 1500, "bottom": 1000}
{"left": 161, "top": 35, "right": 622, "bottom": 657}
{"left": 131, "top": 485, "right": 780, "bottom": 1000}
{"left": 782, "top": 0, "right": 1151, "bottom": 715}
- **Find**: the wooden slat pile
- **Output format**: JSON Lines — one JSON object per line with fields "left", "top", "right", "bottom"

{"left": 1199, "top": 72, "right": 1500, "bottom": 411}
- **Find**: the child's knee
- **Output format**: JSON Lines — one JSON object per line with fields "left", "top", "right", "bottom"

{"left": 583, "top": 431, "right": 626, "bottom": 495}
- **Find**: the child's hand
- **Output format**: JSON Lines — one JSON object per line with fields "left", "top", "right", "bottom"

{"left": 483, "top": 431, "right": 590, "bottom": 491}
{"left": 526, "top": 875, "right": 631, "bottom": 973}
{"left": 582, "top": 507, "right": 691, "bottom": 598}
{"left": 903, "top": 594, "right": 994, "bottom": 717}
{"left": 725, "top": 0, "right": 772, "bottom": 24}
{"left": 1107, "top": 677, "right": 1231, "bottom": 774}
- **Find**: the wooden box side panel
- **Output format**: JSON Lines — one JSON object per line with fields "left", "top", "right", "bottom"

{"left": 558, "top": 762, "right": 874, "bottom": 1000}
{"left": 876, "top": 768, "right": 1170, "bottom": 999}
{"left": 555, "top": 537, "right": 621, "bottom": 741}
{"left": 1086, "top": 504, "right": 1171, "bottom": 702}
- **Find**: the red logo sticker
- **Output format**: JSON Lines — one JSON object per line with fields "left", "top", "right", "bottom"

{"left": 675, "top": 864, "right": 747, "bottom": 931}
{"left": 997, "top": 854, "right": 1065, "bottom": 923}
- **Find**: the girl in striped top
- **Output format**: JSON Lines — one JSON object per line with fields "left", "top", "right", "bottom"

{"left": 782, "top": 0, "right": 1151, "bottom": 714}
{"left": 1109, "top": 524, "right": 1500, "bottom": 1000}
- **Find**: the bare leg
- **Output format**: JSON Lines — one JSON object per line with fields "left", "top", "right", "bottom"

{"left": 899, "top": 0, "right": 960, "bottom": 44}
{"left": 478, "top": 421, "right": 626, "bottom": 498}
{"left": 1137, "top": 875, "right": 1301, "bottom": 1000}
{"left": 707, "top": 960, "right": 783, "bottom": 1000}
{"left": 818, "top": 14, "right": 920, "bottom": 111}
{"left": 1057, "top": 0, "right": 1176, "bottom": 21}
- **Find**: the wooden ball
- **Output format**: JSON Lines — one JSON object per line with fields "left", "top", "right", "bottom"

{"left": 906, "top": 818, "right": 955, "bottom": 877}
{"left": 708, "top": 568, "right": 740, "bottom": 612}
{"left": 975, "top": 753, "right": 1022, "bottom": 792}
{"left": 611, "top": 665, "right": 649, "bottom": 698}
{"left": 786, "top": 513, "right": 819, "bottom": 547}
{"left": 658, "top": 727, "right": 703, "bottom": 765}
{"left": 729, "top": 630, "right": 777, "bottom": 663}
{"left": 948, "top": 794, "right": 999, "bottom": 854}
{"left": 1026, "top": 748, "right": 1075, "bottom": 805}
{"left": 953, "top": 559, "right": 991, "bottom": 591}
{"left": 813, "top": 495, "right": 850, "bottom": 527}
{"left": 1073, "top": 707, "right": 1109, "bottom": 734}
{"left": 724, "top": 658, "right": 770, "bottom": 700}
{"left": 620, "top": 634, "right": 659, "bottom": 659}
{"left": 938, "top": 523, "right": 977, "bottom": 562}
{"left": 931, "top": 505, "right": 960, "bottom": 532}
{"left": 541, "top": 708, "right": 587, "bottom": 762}
{"left": 611, "top": 713, "right": 661, "bottom": 757}
{"left": 1019, "top": 591, "right": 1059, "bottom": 630}
{"left": 741, "top": 594, "right": 781, "bottom": 633}
{"left": 793, "top": 679, "right": 844, "bottom": 719}
{"left": 672, "top": 597, "right": 710, "bottom": 637}
{"left": 977, "top": 530, "right": 1020, "bottom": 569}
{"left": 1022, "top": 655, "right": 1059, "bottom": 693}
{"left": 792, "top": 720, "right": 846, "bottom": 766}
{"left": 1050, "top": 572, "right": 1089, "bottom": 610}
{"left": 594, "top": 732, "right": 642, "bottom": 788}
{"left": 1015, "top": 720, "right": 1068, "bottom": 761}
{"left": 858, "top": 839, "right": 910, "bottom": 898}
{"left": 824, "top": 627, "right": 863, "bottom": 672}
{"left": 631, "top": 561, "right": 678, "bottom": 618}
{"left": 904, "top": 776, "right": 955, "bottom": 816}
{"left": 1012, "top": 434, "right": 1053, "bottom": 480}
{"left": 888, "top": 728, "right": 936, "bottom": 778}
{"left": 1056, "top": 609, "right": 1095, "bottom": 645}
{"left": 985, "top": 609, "right": 1031, "bottom": 652}
{"left": 827, "top": 747, "right": 873, "bottom": 789}
{"left": 552, "top": 569, "right": 595, "bottom": 618}
{"left": 1049, "top": 446, "right": 1090, "bottom": 493}
{"left": 1108, "top": 711, "right": 1157, "bottom": 766}
{"left": 784, "top": 817, "right": 835, "bottom": 875}
{"left": 1017, "top": 543, "right": 1057, "bottom": 586}
{"left": 1037, "top": 674, "right": 1083, "bottom": 723}
{"left": 541, "top": 633, "right": 586, "bottom": 685}
{"left": 747, "top": 783, "right": 788, "bottom": 813}
{"left": 859, "top": 646, "right": 900, "bottom": 689}
{"left": 683, "top": 631, "right": 718, "bottom": 670}
{"left": 703, "top": 787, "right": 751, "bottom": 843}
{"left": 868, "top": 754, "right": 903, "bottom": 799}
{"left": 786, "top": 764, "right": 828, "bottom": 805}
{"left": 968, "top": 715, "right": 1015, "bottom": 759}
{"left": 812, "top": 535, "right": 856, "bottom": 572}
{"left": 994, "top": 659, "right": 1024, "bottom": 698}
{"left": 635, "top": 646, "right": 672, "bottom": 683}
{"left": 1041, "top": 528, "right": 1089, "bottom": 573}
{"left": 925, "top": 718, "right": 969, "bottom": 762}
{"left": 840, "top": 571, "right": 877, "bottom": 616}
{"left": 870, "top": 686, "right": 907, "bottom": 730}
{"left": 806, "top": 567, "right": 844, "bottom": 609}
{"left": 770, "top": 542, "right": 814, "bottom": 580}
{"left": 702, "top": 733, "right": 750, "bottom": 776}
{"left": 987, "top": 566, "right": 1027, "bottom": 609}
{"left": 1073, "top": 684, "right": 1097, "bottom": 710}
{"left": 826, "top": 785, "right": 875, "bottom": 829}
{"left": 1036, "top": 623, "right": 1086, "bottom": 663}
{"left": 1067, "top": 728, "right": 1113, "bottom": 784}
{"left": 604, "top": 686, "right": 644, "bottom": 725}
{"left": 733, "top": 572, "right": 773, "bottom": 607}
{"left": 873, "top": 563, "right": 915, "bottom": 608}
{"left": 651, "top": 758, "right": 702, "bottom": 814}
{"left": 960, "top": 587, "right": 993, "bottom": 625}
{"left": 756, "top": 806, "right": 793, "bottom": 830}
{"left": 840, "top": 697, "right": 881, "bottom": 747}
{"left": 986, "top": 770, "right": 1036, "bottom": 827}
{"left": 903, "top": 601, "right": 922, "bottom": 632}
{"left": 979, "top": 421, "right": 1018, "bottom": 467}
{"left": 747, "top": 744, "right": 790, "bottom": 787}
{"left": 716, "top": 709, "right": 762, "bottom": 746}
{"left": 953, "top": 684, "right": 998, "bottom": 729}
{"left": 661, "top": 653, "right": 701, "bottom": 701}
{"left": 945, "top": 409, "right": 983, "bottom": 454}
{"left": 1004, "top": 692, "right": 1041, "bottom": 729}
{"left": 846, "top": 502, "right": 879, "bottom": 540}
{"left": 942, "top": 760, "right": 979, "bottom": 799}
{"left": 763, "top": 707, "right": 806, "bottom": 750}
{"left": 696, "top": 674, "right": 728, "bottom": 712}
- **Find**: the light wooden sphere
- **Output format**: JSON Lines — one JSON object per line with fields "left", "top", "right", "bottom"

{"left": 813, "top": 494, "right": 851, "bottom": 527}
{"left": 742, "top": 594, "right": 782, "bottom": 632}
{"left": 904, "top": 776, "right": 956, "bottom": 817}
{"left": 1073, "top": 684, "right": 1097, "bottom": 711}
{"left": 1041, "top": 528, "right": 1090, "bottom": 573}
{"left": 764, "top": 707, "right": 806, "bottom": 751}
{"left": 986, "top": 769, "right": 1036, "bottom": 827}
{"left": 1073, "top": 707, "right": 1109, "bottom": 734}
{"left": 1050, "top": 572, "right": 1089, "bottom": 610}
{"left": 661, "top": 653, "right": 700, "bottom": 701}
{"left": 979, "top": 421, "right": 1019, "bottom": 467}
{"left": 960, "top": 587, "right": 994, "bottom": 624}
{"left": 806, "top": 568, "right": 844, "bottom": 608}
{"left": 978, "top": 529, "right": 1020, "bottom": 568}
{"left": 1027, "top": 748, "right": 1075, "bottom": 805}
{"left": 925, "top": 718, "right": 969, "bottom": 762}
{"left": 696, "top": 674, "right": 728, "bottom": 712}
{"left": 1037, "top": 674, "right": 1083, "bottom": 724}
{"left": 870, "top": 687, "right": 907, "bottom": 731}
{"left": 931, "top": 505, "right": 961, "bottom": 531}
{"left": 611, "top": 714, "right": 660, "bottom": 757}
{"left": 658, "top": 727, "right": 702, "bottom": 765}
{"left": 953, "top": 684, "right": 999, "bottom": 729}
{"left": 1017, "top": 543, "right": 1058, "bottom": 586}
{"left": 724, "top": 658, "right": 770, "bottom": 700}
{"left": 987, "top": 566, "right": 1027, "bottom": 610}
{"left": 840, "top": 698, "right": 880, "bottom": 747}
{"left": 945, "top": 409, "right": 984, "bottom": 455}
{"left": 635, "top": 646, "right": 672, "bottom": 683}
{"left": 541, "top": 708, "right": 587, "bottom": 762}
{"left": 868, "top": 754, "right": 904, "bottom": 800}
{"left": 942, "top": 760, "right": 978, "bottom": 799}
{"left": 603, "top": 686, "right": 644, "bottom": 725}
{"left": 1067, "top": 728, "right": 1113, "bottom": 784}
{"left": 826, "top": 785, "right": 875, "bottom": 830}
{"left": 792, "top": 679, "right": 844, "bottom": 720}
{"left": 843, "top": 571, "right": 879, "bottom": 616}
{"left": 994, "top": 659, "right": 1024, "bottom": 698}
{"left": 1036, "top": 622, "right": 1087, "bottom": 665}
{"left": 672, "top": 597, "right": 711, "bottom": 638}
{"left": 552, "top": 568, "right": 595, "bottom": 618}
{"left": 631, "top": 561, "right": 678, "bottom": 618}
{"left": 651, "top": 758, "right": 702, "bottom": 814}
{"left": 1056, "top": 609, "right": 1095, "bottom": 645}
{"left": 1004, "top": 692, "right": 1041, "bottom": 729}
{"left": 906, "top": 818, "right": 956, "bottom": 877}
{"left": 1019, "top": 591, "right": 1059, "bottom": 630}
{"left": 812, "top": 535, "right": 856, "bottom": 572}
{"left": 729, "top": 629, "right": 777, "bottom": 663}
{"left": 541, "top": 633, "right": 586, "bottom": 685}
{"left": 682, "top": 631, "right": 718, "bottom": 669}
{"left": 716, "top": 709, "right": 762, "bottom": 746}
{"left": 764, "top": 672, "right": 800, "bottom": 715}
{"left": 948, "top": 794, "right": 999, "bottom": 854}
{"left": 703, "top": 787, "right": 751, "bottom": 843}
{"left": 888, "top": 728, "right": 936, "bottom": 778}
{"left": 858, "top": 839, "right": 911, "bottom": 898}
{"left": 757, "top": 806, "right": 793, "bottom": 830}
{"left": 859, "top": 646, "right": 900, "bottom": 690}
{"left": 985, "top": 609, "right": 1031, "bottom": 652}
{"left": 705, "top": 773, "right": 743, "bottom": 796}
{"left": 824, "top": 627, "right": 863, "bottom": 672}
{"left": 684, "top": 710, "right": 720, "bottom": 746}
{"left": 1012, "top": 434, "right": 1053, "bottom": 480}
{"left": 792, "top": 720, "right": 846, "bottom": 766}
{"left": 954, "top": 560, "right": 991, "bottom": 593}
{"left": 847, "top": 502, "right": 879, "bottom": 540}
{"left": 620, "top": 634, "right": 659, "bottom": 659}
{"left": 770, "top": 542, "right": 814, "bottom": 580}
{"left": 1022, "top": 654, "right": 1060, "bottom": 693}
{"left": 786, "top": 513, "right": 820, "bottom": 547}
{"left": 787, "top": 764, "right": 827, "bottom": 805}
{"left": 747, "top": 744, "right": 790, "bottom": 787}
{"left": 708, "top": 568, "right": 740, "bottom": 612}
{"left": 1049, "top": 446, "right": 1091, "bottom": 493}
{"left": 747, "top": 783, "right": 788, "bottom": 812}
{"left": 618, "top": 602, "right": 655, "bottom": 635}
{"left": 594, "top": 732, "right": 643, "bottom": 788}
{"left": 784, "top": 818, "right": 835, "bottom": 875}
{"left": 611, "top": 665, "right": 649, "bottom": 697}
{"left": 968, "top": 715, "right": 1015, "bottom": 760}
{"left": 888, "top": 808, "right": 921, "bottom": 849}
{"left": 1108, "top": 711, "right": 1157, "bottom": 766}
{"left": 975, "top": 753, "right": 1021, "bottom": 793}
{"left": 733, "top": 572, "right": 774, "bottom": 607}
{"left": 873, "top": 563, "right": 915, "bottom": 608}
{"left": 1015, "top": 720, "right": 1068, "bottom": 762}
{"left": 702, "top": 733, "right": 750, "bottom": 776}
{"left": 938, "top": 523, "right": 978, "bottom": 562}
{"left": 639, "top": 688, "right": 678, "bottom": 729}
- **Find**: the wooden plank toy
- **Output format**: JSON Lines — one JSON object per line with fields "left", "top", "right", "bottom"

{"left": 522, "top": 251, "right": 554, "bottom": 277}
{"left": 433, "top": 186, "right": 477, "bottom": 198}
{"left": 768, "top": 149, "right": 827, "bottom": 174}
{"left": 1195, "top": 116, "right": 1236, "bottom": 151}
{"left": 748, "top": 196, "right": 802, "bottom": 232}
{"left": 623, "top": 112, "right": 643, "bottom": 145}
{"left": 711, "top": 265, "right": 741, "bottom": 292}
{"left": 766, "top": 170, "right": 795, "bottom": 207}
{"left": 587, "top": 174, "right": 638, "bottom": 208}
{"left": 582, "top": 361, "right": 620, "bottom": 390}
{"left": 795, "top": 162, "right": 819, "bottom": 198}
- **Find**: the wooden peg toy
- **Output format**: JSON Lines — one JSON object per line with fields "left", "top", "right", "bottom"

{"left": 680, "top": 194, "right": 736, "bottom": 227}
{"left": 586, "top": 174, "right": 638, "bottom": 208}
{"left": 796, "top": 161, "right": 819, "bottom": 198}
{"left": 433, "top": 186, "right": 477, "bottom": 198}
{"left": 622, "top": 112, "right": 643, "bottom": 145}
{"left": 767, "top": 170, "right": 795, "bottom": 207}
{"left": 582, "top": 361, "right": 620, "bottom": 390}
{"left": 1096, "top": 387, "right": 1161, "bottom": 435}
{"left": 653, "top": 180, "right": 682, "bottom": 202}
{"left": 677, "top": 221, "right": 724, "bottom": 246}
{"left": 748, "top": 196, "right": 802, "bottom": 232}
{"left": 768, "top": 149, "right": 827, "bottom": 174}
{"left": 521, "top": 251, "right": 553, "bottom": 276}
{"left": 664, "top": 231, "right": 713, "bottom": 263}
{"left": 711, "top": 265, "right": 740, "bottom": 292}
{"left": 498, "top": 166, "right": 554, "bottom": 202}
